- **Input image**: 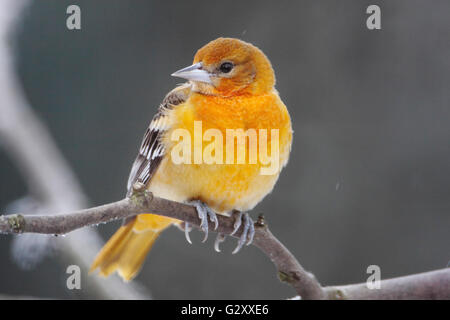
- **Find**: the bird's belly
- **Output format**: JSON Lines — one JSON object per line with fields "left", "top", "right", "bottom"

{"left": 148, "top": 158, "right": 279, "bottom": 214}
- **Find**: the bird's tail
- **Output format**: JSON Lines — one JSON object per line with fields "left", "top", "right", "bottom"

{"left": 90, "top": 214, "right": 176, "bottom": 281}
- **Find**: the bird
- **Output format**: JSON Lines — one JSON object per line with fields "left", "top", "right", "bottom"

{"left": 90, "top": 37, "right": 293, "bottom": 281}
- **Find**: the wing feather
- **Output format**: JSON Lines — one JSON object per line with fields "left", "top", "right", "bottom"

{"left": 126, "top": 83, "right": 190, "bottom": 196}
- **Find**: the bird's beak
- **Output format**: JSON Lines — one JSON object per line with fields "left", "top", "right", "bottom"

{"left": 171, "top": 62, "right": 212, "bottom": 84}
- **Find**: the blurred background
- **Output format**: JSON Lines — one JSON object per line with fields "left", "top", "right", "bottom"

{"left": 0, "top": 0, "right": 449, "bottom": 299}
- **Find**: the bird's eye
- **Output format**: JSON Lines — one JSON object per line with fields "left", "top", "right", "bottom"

{"left": 219, "top": 62, "right": 233, "bottom": 73}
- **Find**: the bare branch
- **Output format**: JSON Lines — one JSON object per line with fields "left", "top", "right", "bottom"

{"left": 325, "top": 268, "right": 450, "bottom": 300}
{"left": 0, "top": 189, "right": 326, "bottom": 299}
{"left": 2, "top": 189, "right": 449, "bottom": 299}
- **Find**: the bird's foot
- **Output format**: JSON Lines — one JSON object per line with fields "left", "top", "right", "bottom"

{"left": 185, "top": 200, "right": 218, "bottom": 244}
{"left": 230, "top": 211, "right": 255, "bottom": 254}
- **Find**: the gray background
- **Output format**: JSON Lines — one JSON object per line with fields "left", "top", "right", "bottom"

{"left": 0, "top": 0, "right": 449, "bottom": 299}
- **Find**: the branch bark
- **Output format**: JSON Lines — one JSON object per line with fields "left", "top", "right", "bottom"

{"left": 2, "top": 190, "right": 449, "bottom": 299}
{"left": 0, "top": 190, "right": 326, "bottom": 299}
{"left": 325, "top": 268, "right": 450, "bottom": 300}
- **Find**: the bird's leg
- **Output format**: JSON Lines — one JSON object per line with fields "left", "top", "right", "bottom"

{"left": 231, "top": 211, "right": 255, "bottom": 254}
{"left": 187, "top": 200, "right": 218, "bottom": 243}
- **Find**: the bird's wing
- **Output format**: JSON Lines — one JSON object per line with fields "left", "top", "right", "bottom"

{"left": 126, "top": 83, "right": 191, "bottom": 196}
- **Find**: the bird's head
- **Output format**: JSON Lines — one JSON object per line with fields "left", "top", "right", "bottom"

{"left": 171, "top": 38, "right": 275, "bottom": 97}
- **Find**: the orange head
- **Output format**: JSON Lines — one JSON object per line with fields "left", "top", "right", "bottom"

{"left": 171, "top": 38, "right": 275, "bottom": 97}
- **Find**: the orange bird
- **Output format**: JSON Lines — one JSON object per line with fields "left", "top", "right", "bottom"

{"left": 90, "top": 38, "right": 293, "bottom": 281}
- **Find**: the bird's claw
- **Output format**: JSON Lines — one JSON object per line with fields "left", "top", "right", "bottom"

{"left": 246, "top": 216, "right": 255, "bottom": 246}
{"left": 184, "top": 222, "right": 192, "bottom": 244}
{"left": 189, "top": 200, "right": 218, "bottom": 243}
{"left": 232, "top": 212, "right": 255, "bottom": 254}
{"left": 184, "top": 203, "right": 254, "bottom": 254}
{"left": 230, "top": 211, "right": 242, "bottom": 235}
{"left": 214, "top": 233, "right": 226, "bottom": 252}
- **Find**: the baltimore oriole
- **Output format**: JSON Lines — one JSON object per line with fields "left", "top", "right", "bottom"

{"left": 90, "top": 38, "right": 293, "bottom": 281}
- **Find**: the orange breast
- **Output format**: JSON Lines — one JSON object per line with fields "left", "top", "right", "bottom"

{"left": 151, "top": 90, "right": 292, "bottom": 213}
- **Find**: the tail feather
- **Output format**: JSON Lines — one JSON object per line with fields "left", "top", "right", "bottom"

{"left": 90, "top": 214, "right": 175, "bottom": 281}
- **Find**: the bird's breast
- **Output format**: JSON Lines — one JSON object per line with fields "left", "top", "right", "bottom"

{"left": 150, "top": 91, "right": 292, "bottom": 213}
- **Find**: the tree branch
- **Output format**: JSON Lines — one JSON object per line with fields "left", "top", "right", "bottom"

{"left": 325, "top": 268, "right": 450, "bottom": 300}
{"left": 0, "top": 189, "right": 326, "bottom": 299}
{"left": 2, "top": 189, "right": 448, "bottom": 299}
